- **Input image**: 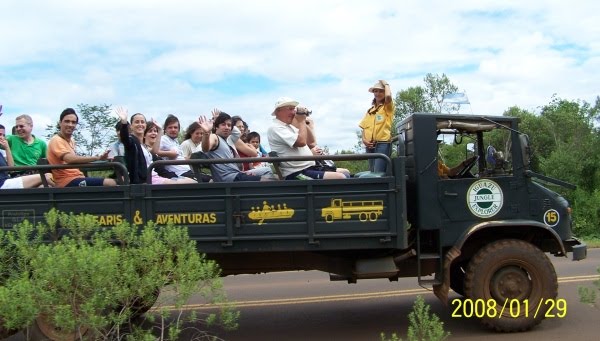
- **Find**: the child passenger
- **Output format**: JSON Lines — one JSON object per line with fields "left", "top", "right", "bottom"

{"left": 242, "top": 131, "right": 270, "bottom": 170}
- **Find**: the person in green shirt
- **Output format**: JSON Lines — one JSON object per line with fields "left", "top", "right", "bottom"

{"left": 7, "top": 114, "right": 47, "bottom": 167}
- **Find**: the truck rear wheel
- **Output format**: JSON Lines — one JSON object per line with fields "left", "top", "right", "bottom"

{"left": 464, "top": 239, "right": 557, "bottom": 332}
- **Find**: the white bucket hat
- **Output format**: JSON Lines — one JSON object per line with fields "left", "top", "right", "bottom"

{"left": 272, "top": 96, "right": 299, "bottom": 116}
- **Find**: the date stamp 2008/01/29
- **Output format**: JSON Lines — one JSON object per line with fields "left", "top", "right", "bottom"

{"left": 451, "top": 298, "right": 567, "bottom": 319}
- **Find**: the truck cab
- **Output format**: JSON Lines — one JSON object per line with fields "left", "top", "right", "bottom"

{"left": 397, "top": 113, "right": 586, "bottom": 331}
{"left": 399, "top": 113, "right": 582, "bottom": 255}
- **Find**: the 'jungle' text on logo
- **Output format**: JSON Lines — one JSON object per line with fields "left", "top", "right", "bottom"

{"left": 466, "top": 179, "right": 503, "bottom": 218}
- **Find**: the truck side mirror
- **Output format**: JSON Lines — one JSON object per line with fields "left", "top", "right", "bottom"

{"left": 466, "top": 142, "right": 475, "bottom": 154}
{"left": 519, "top": 134, "right": 531, "bottom": 169}
{"left": 396, "top": 132, "right": 405, "bottom": 157}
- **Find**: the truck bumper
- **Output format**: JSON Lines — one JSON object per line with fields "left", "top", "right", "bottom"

{"left": 565, "top": 237, "right": 587, "bottom": 261}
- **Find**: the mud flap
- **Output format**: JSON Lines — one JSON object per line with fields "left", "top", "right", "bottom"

{"left": 433, "top": 246, "right": 461, "bottom": 306}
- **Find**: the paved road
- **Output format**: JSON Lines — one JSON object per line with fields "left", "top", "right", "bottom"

{"left": 188, "top": 249, "right": 600, "bottom": 340}
{"left": 4, "top": 249, "right": 598, "bottom": 340}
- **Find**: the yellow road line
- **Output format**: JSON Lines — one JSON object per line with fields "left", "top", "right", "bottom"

{"left": 152, "top": 275, "right": 599, "bottom": 312}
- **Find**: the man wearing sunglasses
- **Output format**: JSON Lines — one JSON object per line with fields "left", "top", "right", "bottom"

{"left": 7, "top": 114, "right": 47, "bottom": 167}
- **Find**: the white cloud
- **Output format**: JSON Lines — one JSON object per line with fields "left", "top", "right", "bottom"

{"left": 0, "top": 0, "right": 599, "bottom": 152}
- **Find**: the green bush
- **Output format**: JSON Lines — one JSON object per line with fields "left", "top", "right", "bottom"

{"left": 0, "top": 209, "right": 238, "bottom": 340}
{"left": 571, "top": 188, "right": 600, "bottom": 238}
{"left": 381, "top": 295, "right": 450, "bottom": 341}
{"left": 579, "top": 266, "right": 600, "bottom": 309}
{"left": 335, "top": 159, "right": 369, "bottom": 175}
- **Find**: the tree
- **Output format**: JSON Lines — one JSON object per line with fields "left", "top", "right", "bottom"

{"left": 45, "top": 104, "right": 118, "bottom": 156}
{"left": 423, "top": 73, "right": 459, "bottom": 114}
{"left": 393, "top": 73, "right": 461, "bottom": 125}
{"left": 394, "top": 86, "right": 436, "bottom": 122}
{"left": 504, "top": 96, "right": 600, "bottom": 238}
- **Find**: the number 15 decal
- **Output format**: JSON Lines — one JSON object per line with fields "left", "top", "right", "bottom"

{"left": 544, "top": 209, "right": 560, "bottom": 227}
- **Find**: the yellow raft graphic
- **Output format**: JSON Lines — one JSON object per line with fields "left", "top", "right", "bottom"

{"left": 248, "top": 201, "right": 295, "bottom": 225}
{"left": 321, "top": 198, "right": 383, "bottom": 223}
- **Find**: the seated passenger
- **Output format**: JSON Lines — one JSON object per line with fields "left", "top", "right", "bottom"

{"left": 232, "top": 116, "right": 268, "bottom": 156}
{"left": 108, "top": 121, "right": 125, "bottom": 160}
{"left": 231, "top": 116, "right": 249, "bottom": 141}
{"left": 267, "top": 97, "right": 345, "bottom": 180}
{"left": 231, "top": 115, "right": 260, "bottom": 161}
{"left": 241, "top": 131, "right": 269, "bottom": 171}
{"left": 181, "top": 122, "right": 204, "bottom": 159}
{"left": 0, "top": 124, "right": 6, "bottom": 160}
{"left": 7, "top": 114, "right": 47, "bottom": 167}
{"left": 115, "top": 107, "right": 196, "bottom": 185}
{"left": 47, "top": 108, "right": 117, "bottom": 187}
{"left": 1, "top": 124, "right": 54, "bottom": 188}
{"left": 198, "top": 113, "right": 273, "bottom": 182}
{"left": 157, "top": 114, "right": 198, "bottom": 180}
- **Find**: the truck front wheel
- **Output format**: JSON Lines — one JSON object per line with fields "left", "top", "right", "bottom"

{"left": 464, "top": 239, "right": 557, "bottom": 332}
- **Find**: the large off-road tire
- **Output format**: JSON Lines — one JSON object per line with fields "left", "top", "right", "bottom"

{"left": 464, "top": 239, "right": 557, "bottom": 332}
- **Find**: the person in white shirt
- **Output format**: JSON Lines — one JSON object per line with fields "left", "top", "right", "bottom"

{"left": 267, "top": 97, "right": 345, "bottom": 180}
{"left": 180, "top": 121, "right": 204, "bottom": 159}
{"left": 157, "top": 114, "right": 196, "bottom": 179}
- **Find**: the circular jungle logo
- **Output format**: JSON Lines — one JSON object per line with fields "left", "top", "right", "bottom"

{"left": 467, "top": 179, "right": 503, "bottom": 218}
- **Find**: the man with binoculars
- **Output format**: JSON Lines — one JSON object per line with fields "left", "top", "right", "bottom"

{"left": 268, "top": 97, "right": 346, "bottom": 180}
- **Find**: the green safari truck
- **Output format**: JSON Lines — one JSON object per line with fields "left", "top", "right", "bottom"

{"left": 0, "top": 113, "right": 587, "bottom": 332}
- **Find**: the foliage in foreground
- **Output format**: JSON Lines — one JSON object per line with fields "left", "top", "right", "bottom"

{"left": 579, "top": 266, "right": 600, "bottom": 309}
{"left": 380, "top": 295, "right": 450, "bottom": 341}
{"left": 0, "top": 209, "right": 238, "bottom": 340}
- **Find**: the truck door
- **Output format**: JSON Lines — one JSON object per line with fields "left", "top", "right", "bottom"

{"left": 435, "top": 125, "right": 528, "bottom": 232}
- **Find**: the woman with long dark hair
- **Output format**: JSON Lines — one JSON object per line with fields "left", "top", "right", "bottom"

{"left": 115, "top": 107, "right": 195, "bottom": 185}
{"left": 181, "top": 121, "right": 204, "bottom": 159}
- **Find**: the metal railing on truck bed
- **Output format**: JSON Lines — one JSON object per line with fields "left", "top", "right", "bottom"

{"left": 0, "top": 154, "right": 408, "bottom": 255}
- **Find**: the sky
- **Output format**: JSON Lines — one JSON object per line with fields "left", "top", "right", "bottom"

{"left": 1, "top": 0, "right": 599, "bottom": 152}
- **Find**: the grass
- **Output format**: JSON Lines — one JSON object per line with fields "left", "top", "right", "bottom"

{"left": 582, "top": 237, "right": 600, "bottom": 248}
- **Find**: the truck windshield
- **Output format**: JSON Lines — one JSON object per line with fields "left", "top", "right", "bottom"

{"left": 437, "top": 119, "right": 513, "bottom": 177}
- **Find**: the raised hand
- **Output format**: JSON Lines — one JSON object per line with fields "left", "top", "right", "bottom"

{"left": 198, "top": 115, "right": 212, "bottom": 133}
{"left": 115, "top": 106, "right": 128, "bottom": 122}
{"left": 149, "top": 117, "right": 161, "bottom": 128}
{"left": 211, "top": 108, "right": 221, "bottom": 120}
